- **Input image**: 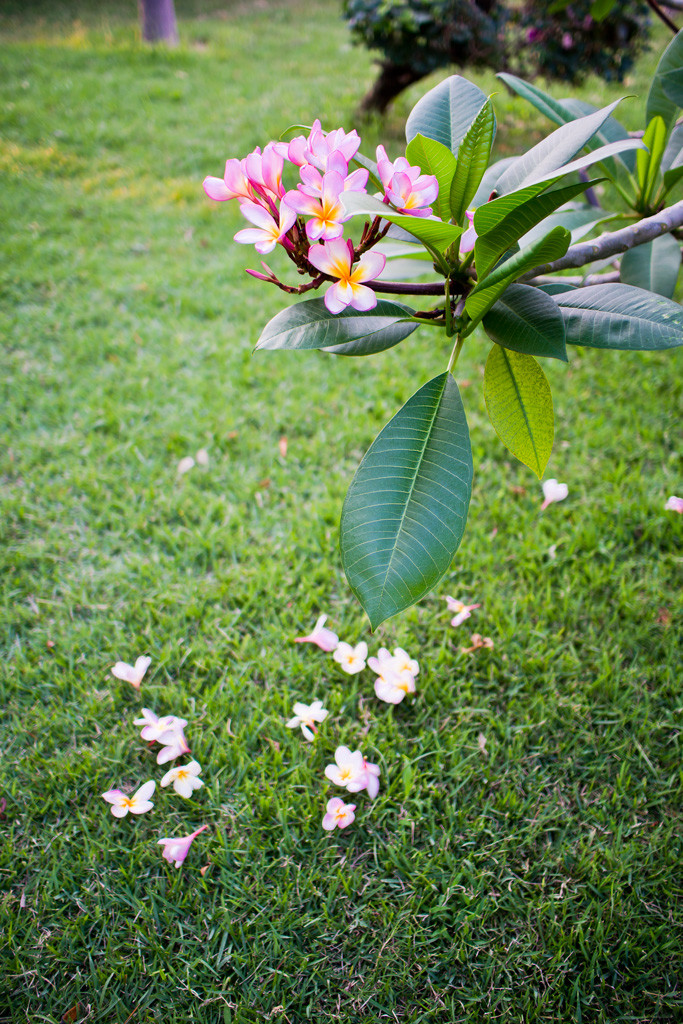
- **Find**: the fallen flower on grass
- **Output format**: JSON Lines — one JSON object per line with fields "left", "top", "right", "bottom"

{"left": 102, "top": 780, "right": 155, "bottom": 818}
{"left": 333, "top": 640, "right": 368, "bottom": 675}
{"left": 360, "top": 756, "right": 381, "bottom": 799}
{"left": 160, "top": 760, "right": 204, "bottom": 798}
{"left": 133, "top": 708, "right": 187, "bottom": 743}
{"left": 461, "top": 634, "right": 494, "bottom": 655}
{"left": 156, "top": 726, "right": 191, "bottom": 764}
{"left": 325, "top": 746, "right": 366, "bottom": 791}
{"left": 322, "top": 797, "right": 356, "bottom": 831}
{"left": 369, "top": 648, "right": 417, "bottom": 704}
{"left": 111, "top": 656, "right": 151, "bottom": 691}
{"left": 444, "top": 596, "right": 481, "bottom": 627}
{"left": 293, "top": 614, "right": 339, "bottom": 652}
{"left": 286, "top": 699, "right": 328, "bottom": 741}
{"left": 196, "top": 448, "right": 209, "bottom": 466}
{"left": 541, "top": 479, "right": 569, "bottom": 510}
{"left": 374, "top": 669, "right": 416, "bottom": 704}
{"left": 177, "top": 456, "right": 195, "bottom": 475}
{"left": 665, "top": 495, "right": 683, "bottom": 512}
{"left": 391, "top": 647, "right": 419, "bottom": 678}
{"left": 158, "top": 824, "right": 209, "bottom": 867}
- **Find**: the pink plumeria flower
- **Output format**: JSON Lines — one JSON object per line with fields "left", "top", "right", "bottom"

{"left": 234, "top": 200, "right": 296, "bottom": 255}
{"left": 102, "top": 780, "right": 155, "bottom": 818}
{"left": 133, "top": 708, "right": 188, "bottom": 743}
{"left": 322, "top": 796, "right": 356, "bottom": 831}
{"left": 307, "top": 238, "right": 385, "bottom": 314}
{"left": 298, "top": 157, "right": 368, "bottom": 200}
{"left": 541, "top": 479, "right": 569, "bottom": 510}
{"left": 203, "top": 157, "right": 255, "bottom": 204}
{"left": 333, "top": 640, "right": 368, "bottom": 675}
{"left": 293, "top": 614, "right": 339, "bottom": 652}
{"left": 156, "top": 725, "right": 191, "bottom": 764}
{"left": 158, "top": 824, "right": 209, "bottom": 868}
{"left": 111, "top": 655, "right": 151, "bottom": 690}
{"left": 289, "top": 120, "right": 361, "bottom": 171}
{"left": 444, "top": 596, "right": 481, "bottom": 627}
{"left": 665, "top": 495, "right": 683, "bottom": 512}
{"left": 160, "top": 760, "right": 203, "bottom": 799}
{"left": 360, "top": 757, "right": 381, "bottom": 799}
{"left": 286, "top": 700, "right": 328, "bottom": 741}
{"left": 325, "top": 745, "right": 367, "bottom": 791}
{"left": 243, "top": 142, "right": 286, "bottom": 201}
{"left": 375, "top": 145, "right": 438, "bottom": 217}
{"left": 460, "top": 210, "right": 477, "bottom": 253}
{"left": 284, "top": 170, "right": 349, "bottom": 241}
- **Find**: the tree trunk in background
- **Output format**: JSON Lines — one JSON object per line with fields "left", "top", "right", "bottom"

{"left": 138, "top": 0, "right": 179, "bottom": 45}
{"left": 358, "top": 61, "right": 426, "bottom": 116}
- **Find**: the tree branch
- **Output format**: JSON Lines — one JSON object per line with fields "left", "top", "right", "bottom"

{"left": 371, "top": 280, "right": 445, "bottom": 295}
{"left": 522, "top": 200, "right": 683, "bottom": 279}
{"left": 527, "top": 271, "right": 621, "bottom": 288}
{"left": 645, "top": 0, "right": 679, "bottom": 33}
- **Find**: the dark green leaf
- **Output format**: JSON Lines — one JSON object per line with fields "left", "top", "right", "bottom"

{"left": 483, "top": 284, "right": 568, "bottom": 361}
{"left": 556, "top": 283, "right": 683, "bottom": 349}
{"left": 340, "top": 372, "right": 472, "bottom": 628}
{"left": 619, "top": 235, "right": 681, "bottom": 299}
{"left": 495, "top": 98, "right": 626, "bottom": 195}
{"left": 405, "top": 133, "right": 456, "bottom": 222}
{"left": 483, "top": 347, "right": 554, "bottom": 478}
{"left": 637, "top": 116, "right": 667, "bottom": 206}
{"left": 474, "top": 179, "right": 599, "bottom": 279}
{"left": 405, "top": 75, "right": 490, "bottom": 156}
{"left": 449, "top": 98, "right": 495, "bottom": 225}
{"left": 256, "top": 298, "right": 417, "bottom": 354}
{"left": 466, "top": 226, "right": 571, "bottom": 326}
{"left": 340, "top": 191, "right": 461, "bottom": 254}
{"left": 646, "top": 29, "right": 683, "bottom": 131}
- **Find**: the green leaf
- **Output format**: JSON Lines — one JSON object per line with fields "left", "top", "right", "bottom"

{"left": 483, "top": 284, "right": 568, "bottom": 362}
{"left": 405, "top": 75, "right": 490, "bottom": 156}
{"left": 483, "top": 346, "right": 554, "bottom": 478}
{"left": 555, "top": 283, "right": 683, "bottom": 350}
{"left": 449, "top": 99, "right": 495, "bottom": 225}
{"left": 646, "top": 29, "right": 683, "bottom": 131}
{"left": 255, "top": 298, "right": 417, "bottom": 354}
{"left": 494, "top": 98, "right": 626, "bottom": 195}
{"left": 340, "top": 191, "right": 461, "bottom": 255}
{"left": 340, "top": 372, "right": 473, "bottom": 629}
{"left": 474, "top": 179, "right": 599, "bottom": 279}
{"left": 660, "top": 121, "right": 683, "bottom": 195}
{"left": 465, "top": 226, "right": 571, "bottom": 327}
{"left": 620, "top": 234, "right": 681, "bottom": 299}
{"left": 405, "top": 133, "right": 456, "bottom": 223}
{"left": 590, "top": 0, "right": 614, "bottom": 20}
{"left": 637, "top": 116, "right": 667, "bottom": 206}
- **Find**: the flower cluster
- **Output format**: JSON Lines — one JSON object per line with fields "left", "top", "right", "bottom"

{"left": 102, "top": 663, "right": 209, "bottom": 869}
{"left": 203, "top": 121, "right": 438, "bottom": 314}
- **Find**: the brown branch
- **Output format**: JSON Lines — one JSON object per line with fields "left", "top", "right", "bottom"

{"left": 522, "top": 200, "right": 683, "bottom": 280}
{"left": 370, "top": 280, "right": 446, "bottom": 295}
{"left": 527, "top": 271, "right": 621, "bottom": 287}
{"left": 645, "top": 0, "right": 679, "bottom": 33}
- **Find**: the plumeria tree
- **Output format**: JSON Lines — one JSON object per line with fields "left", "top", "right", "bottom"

{"left": 204, "top": 31, "right": 683, "bottom": 629}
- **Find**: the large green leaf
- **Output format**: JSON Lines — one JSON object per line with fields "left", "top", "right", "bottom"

{"left": 483, "top": 346, "right": 554, "bottom": 478}
{"left": 620, "top": 234, "right": 682, "bottom": 299}
{"left": 405, "top": 133, "right": 456, "bottom": 223}
{"left": 555, "top": 283, "right": 683, "bottom": 349}
{"left": 494, "top": 99, "right": 625, "bottom": 195}
{"left": 340, "top": 372, "right": 472, "bottom": 629}
{"left": 255, "top": 298, "right": 417, "bottom": 354}
{"left": 405, "top": 75, "right": 490, "bottom": 156}
{"left": 474, "top": 179, "right": 599, "bottom": 278}
{"left": 498, "top": 74, "right": 636, "bottom": 178}
{"left": 465, "top": 226, "right": 571, "bottom": 327}
{"left": 646, "top": 29, "right": 683, "bottom": 131}
{"left": 483, "top": 284, "right": 568, "bottom": 362}
{"left": 340, "top": 192, "right": 461, "bottom": 254}
{"left": 449, "top": 98, "right": 495, "bottom": 225}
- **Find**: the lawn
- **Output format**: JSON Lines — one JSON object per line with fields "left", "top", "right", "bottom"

{"left": 0, "top": 2, "right": 682, "bottom": 1022}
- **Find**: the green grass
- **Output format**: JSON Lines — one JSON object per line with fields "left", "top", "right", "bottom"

{"left": 1, "top": 3, "right": 682, "bottom": 1022}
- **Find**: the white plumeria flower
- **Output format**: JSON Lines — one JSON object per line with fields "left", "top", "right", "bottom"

{"left": 196, "top": 448, "right": 209, "bottom": 466}
{"left": 177, "top": 456, "right": 195, "bottom": 475}
{"left": 391, "top": 647, "right": 419, "bottom": 678}
{"left": 324, "top": 746, "right": 367, "bottom": 791}
{"left": 361, "top": 757, "right": 381, "bottom": 800}
{"left": 102, "top": 780, "right": 155, "bottom": 818}
{"left": 374, "top": 668, "right": 416, "bottom": 704}
{"left": 322, "top": 797, "right": 356, "bottom": 831}
{"left": 156, "top": 724, "right": 191, "bottom": 764}
{"left": 286, "top": 699, "right": 328, "bottom": 741}
{"left": 541, "top": 478, "right": 569, "bottom": 510}
{"left": 444, "top": 596, "right": 481, "bottom": 627}
{"left": 133, "top": 708, "right": 187, "bottom": 743}
{"left": 368, "top": 647, "right": 416, "bottom": 687}
{"left": 293, "top": 614, "right": 339, "bottom": 652}
{"left": 111, "top": 655, "right": 151, "bottom": 690}
{"left": 665, "top": 495, "right": 683, "bottom": 513}
{"left": 333, "top": 640, "right": 368, "bottom": 675}
{"left": 160, "top": 760, "right": 203, "bottom": 799}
